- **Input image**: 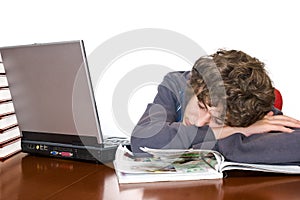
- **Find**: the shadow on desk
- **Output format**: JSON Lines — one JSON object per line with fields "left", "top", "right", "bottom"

{"left": 2, "top": 153, "right": 300, "bottom": 200}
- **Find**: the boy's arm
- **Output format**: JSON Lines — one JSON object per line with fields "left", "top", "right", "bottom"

{"left": 216, "top": 130, "right": 300, "bottom": 164}
{"left": 209, "top": 112, "right": 300, "bottom": 164}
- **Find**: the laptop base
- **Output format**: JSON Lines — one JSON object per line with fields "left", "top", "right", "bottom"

{"left": 21, "top": 131, "right": 119, "bottom": 163}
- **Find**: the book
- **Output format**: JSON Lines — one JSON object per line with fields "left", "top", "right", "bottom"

{"left": 0, "top": 125, "right": 21, "bottom": 144}
{"left": 0, "top": 137, "right": 21, "bottom": 161}
{"left": 0, "top": 58, "right": 7, "bottom": 83}
{"left": 0, "top": 62, "right": 5, "bottom": 74}
{"left": 0, "top": 74, "right": 8, "bottom": 88}
{"left": 0, "top": 114, "right": 18, "bottom": 131}
{"left": 0, "top": 101, "right": 15, "bottom": 115}
{"left": 113, "top": 145, "right": 300, "bottom": 184}
{"left": 0, "top": 88, "right": 12, "bottom": 101}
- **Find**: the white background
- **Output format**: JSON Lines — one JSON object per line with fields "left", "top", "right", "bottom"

{"left": 1, "top": 0, "right": 299, "bottom": 137}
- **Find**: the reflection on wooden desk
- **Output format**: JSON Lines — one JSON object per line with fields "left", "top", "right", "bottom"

{"left": 1, "top": 153, "right": 110, "bottom": 199}
{"left": 1, "top": 153, "right": 300, "bottom": 200}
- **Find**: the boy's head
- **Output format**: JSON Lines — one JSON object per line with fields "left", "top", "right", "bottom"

{"left": 190, "top": 49, "right": 275, "bottom": 127}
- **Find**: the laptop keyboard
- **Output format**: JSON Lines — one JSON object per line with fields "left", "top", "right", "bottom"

{"left": 104, "top": 136, "right": 130, "bottom": 146}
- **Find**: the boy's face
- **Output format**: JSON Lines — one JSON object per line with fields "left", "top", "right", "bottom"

{"left": 183, "top": 95, "right": 224, "bottom": 127}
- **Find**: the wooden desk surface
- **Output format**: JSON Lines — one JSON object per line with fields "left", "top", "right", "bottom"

{"left": 1, "top": 153, "right": 300, "bottom": 200}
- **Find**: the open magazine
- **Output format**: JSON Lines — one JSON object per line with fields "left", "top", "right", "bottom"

{"left": 113, "top": 145, "right": 300, "bottom": 184}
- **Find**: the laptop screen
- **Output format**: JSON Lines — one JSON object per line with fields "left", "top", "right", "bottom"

{"left": 0, "top": 41, "right": 103, "bottom": 145}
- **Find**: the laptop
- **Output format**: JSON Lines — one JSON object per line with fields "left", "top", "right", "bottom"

{"left": 0, "top": 40, "right": 129, "bottom": 163}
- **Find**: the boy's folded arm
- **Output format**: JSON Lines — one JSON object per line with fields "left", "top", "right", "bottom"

{"left": 216, "top": 129, "right": 300, "bottom": 164}
{"left": 131, "top": 107, "right": 216, "bottom": 156}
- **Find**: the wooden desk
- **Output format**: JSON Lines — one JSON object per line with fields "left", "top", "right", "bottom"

{"left": 1, "top": 153, "right": 300, "bottom": 200}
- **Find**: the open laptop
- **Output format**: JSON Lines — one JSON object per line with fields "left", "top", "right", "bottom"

{"left": 0, "top": 40, "right": 129, "bottom": 163}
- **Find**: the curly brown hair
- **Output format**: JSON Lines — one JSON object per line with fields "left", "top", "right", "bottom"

{"left": 190, "top": 49, "right": 275, "bottom": 127}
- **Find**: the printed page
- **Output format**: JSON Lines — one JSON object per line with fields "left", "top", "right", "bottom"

{"left": 140, "top": 147, "right": 225, "bottom": 170}
{"left": 113, "top": 146, "right": 223, "bottom": 183}
{"left": 220, "top": 161, "right": 300, "bottom": 174}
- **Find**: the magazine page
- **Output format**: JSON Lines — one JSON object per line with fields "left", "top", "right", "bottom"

{"left": 220, "top": 161, "right": 300, "bottom": 174}
{"left": 113, "top": 146, "right": 223, "bottom": 183}
{"left": 114, "top": 146, "right": 177, "bottom": 174}
{"left": 141, "top": 147, "right": 223, "bottom": 161}
{"left": 140, "top": 147, "right": 225, "bottom": 170}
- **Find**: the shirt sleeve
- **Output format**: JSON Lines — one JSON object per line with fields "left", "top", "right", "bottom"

{"left": 216, "top": 129, "right": 300, "bottom": 164}
{"left": 215, "top": 109, "right": 300, "bottom": 164}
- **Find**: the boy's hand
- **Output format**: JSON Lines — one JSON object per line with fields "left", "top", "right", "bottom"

{"left": 211, "top": 112, "right": 300, "bottom": 139}
{"left": 242, "top": 112, "right": 300, "bottom": 136}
